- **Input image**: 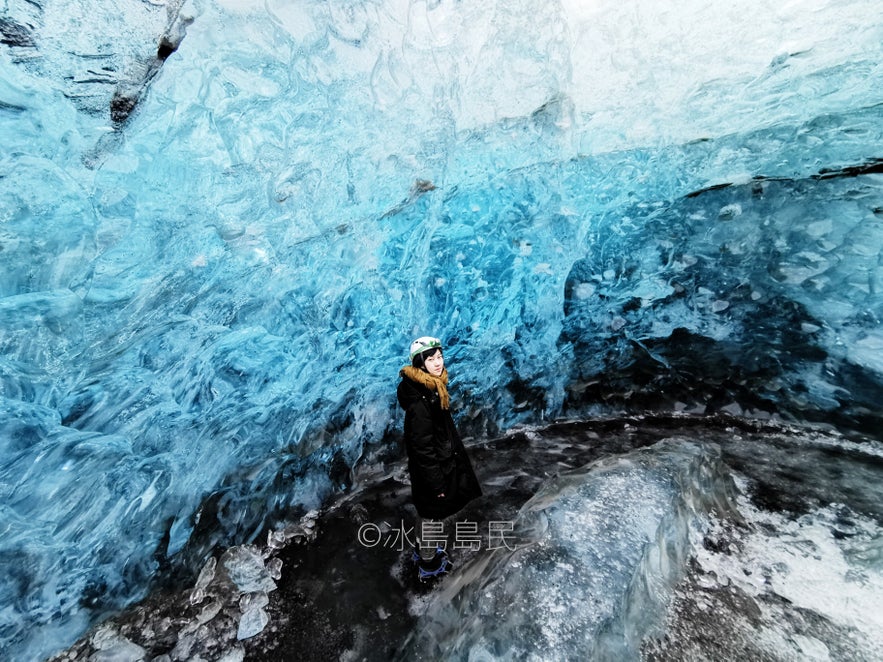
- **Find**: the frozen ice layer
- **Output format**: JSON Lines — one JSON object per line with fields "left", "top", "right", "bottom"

{"left": 651, "top": 431, "right": 883, "bottom": 661}
{"left": 1, "top": 0, "right": 883, "bottom": 658}
{"left": 400, "top": 439, "right": 738, "bottom": 659}
{"left": 560, "top": 164, "right": 883, "bottom": 431}
{"left": 44, "top": 420, "right": 883, "bottom": 660}
{"left": 2, "top": 0, "right": 190, "bottom": 120}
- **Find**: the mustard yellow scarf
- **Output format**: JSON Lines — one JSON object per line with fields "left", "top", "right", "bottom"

{"left": 400, "top": 365, "right": 450, "bottom": 410}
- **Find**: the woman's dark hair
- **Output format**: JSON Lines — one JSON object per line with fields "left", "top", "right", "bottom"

{"left": 412, "top": 346, "right": 443, "bottom": 369}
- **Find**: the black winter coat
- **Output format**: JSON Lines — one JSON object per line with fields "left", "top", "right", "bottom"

{"left": 397, "top": 374, "right": 482, "bottom": 519}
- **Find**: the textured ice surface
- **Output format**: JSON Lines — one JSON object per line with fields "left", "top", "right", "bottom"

{"left": 2, "top": 0, "right": 883, "bottom": 659}
{"left": 47, "top": 418, "right": 883, "bottom": 661}
{"left": 560, "top": 165, "right": 883, "bottom": 428}
{"left": 694, "top": 499, "right": 883, "bottom": 660}
{"left": 398, "top": 439, "right": 737, "bottom": 660}
{"left": 650, "top": 453, "right": 883, "bottom": 662}
{"left": 394, "top": 426, "right": 883, "bottom": 662}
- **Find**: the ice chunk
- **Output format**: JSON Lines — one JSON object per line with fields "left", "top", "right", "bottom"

{"left": 266, "top": 529, "right": 286, "bottom": 549}
{"left": 89, "top": 626, "right": 146, "bottom": 662}
{"left": 236, "top": 606, "right": 269, "bottom": 641}
{"left": 239, "top": 591, "right": 269, "bottom": 612}
{"left": 190, "top": 557, "right": 217, "bottom": 605}
{"left": 196, "top": 601, "right": 222, "bottom": 626}
{"left": 401, "top": 439, "right": 739, "bottom": 659}
{"left": 220, "top": 546, "right": 277, "bottom": 594}
{"left": 266, "top": 557, "right": 283, "bottom": 581}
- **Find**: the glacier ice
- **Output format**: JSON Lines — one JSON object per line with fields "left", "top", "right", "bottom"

{"left": 560, "top": 160, "right": 883, "bottom": 430}
{"left": 1, "top": 0, "right": 883, "bottom": 658}
{"left": 48, "top": 418, "right": 883, "bottom": 661}
{"left": 88, "top": 626, "right": 147, "bottom": 662}
{"left": 398, "top": 439, "right": 739, "bottom": 660}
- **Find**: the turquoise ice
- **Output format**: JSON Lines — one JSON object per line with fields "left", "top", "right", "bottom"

{"left": 1, "top": 0, "right": 882, "bottom": 659}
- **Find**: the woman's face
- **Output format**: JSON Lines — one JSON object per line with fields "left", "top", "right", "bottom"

{"left": 423, "top": 349, "right": 445, "bottom": 377}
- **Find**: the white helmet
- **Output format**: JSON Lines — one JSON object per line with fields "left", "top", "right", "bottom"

{"left": 409, "top": 336, "right": 442, "bottom": 360}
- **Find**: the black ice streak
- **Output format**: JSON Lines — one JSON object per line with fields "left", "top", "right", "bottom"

{"left": 110, "top": 34, "right": 183, "bottom": 125}
{"left": 686, "top": 157, "right": 883, "bottom": 199}
{"left": 0, "top": 17, "right": 37, "bottom": 48}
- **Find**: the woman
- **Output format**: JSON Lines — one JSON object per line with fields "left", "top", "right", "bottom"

{"left": 397, "top": 336, "right": 482, "bottom": 580}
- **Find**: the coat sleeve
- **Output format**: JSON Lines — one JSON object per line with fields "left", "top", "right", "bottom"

{"left": 405, "top": 400, "right": 447, "bottom": 495}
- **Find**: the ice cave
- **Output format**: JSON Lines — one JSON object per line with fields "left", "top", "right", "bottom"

{"left": 1, "top": 0, "right": 882, "bottom": 660}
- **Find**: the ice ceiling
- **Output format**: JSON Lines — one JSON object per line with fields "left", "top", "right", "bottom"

{"left": 1, "top": 0, "right": 882, "bottom": 658}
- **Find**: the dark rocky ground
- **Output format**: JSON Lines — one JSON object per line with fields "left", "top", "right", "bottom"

{"left": 243, "top": 416, "right": 680, "bottom": 661}
{"left": 51, "top": 414, "right": 881, "bottom": 661}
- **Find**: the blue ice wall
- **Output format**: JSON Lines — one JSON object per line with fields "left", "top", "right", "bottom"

{"left": 560, "top": 152, "right": 883, "bottom": 429}
{"left": 1, "top": 0, "right": 883, "bottom": 658}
